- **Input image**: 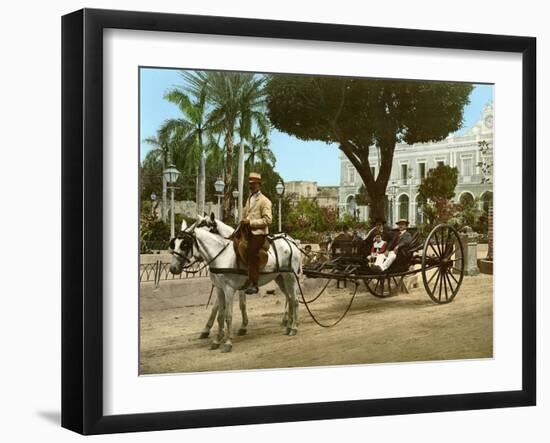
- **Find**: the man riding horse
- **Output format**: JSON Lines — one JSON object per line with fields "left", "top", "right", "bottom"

{"left": 240, "top": 172, "right": 273, "bottom": 295}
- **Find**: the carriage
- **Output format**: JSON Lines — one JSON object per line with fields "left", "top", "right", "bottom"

{"left": 303, "top": 223, "right": 465, "bottom": 304}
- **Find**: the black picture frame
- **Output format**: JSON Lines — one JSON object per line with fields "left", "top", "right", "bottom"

{"left": 62, "top": 8, "right": 536, "bottom": 435}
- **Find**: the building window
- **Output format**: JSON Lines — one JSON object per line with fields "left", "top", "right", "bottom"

{"left": 436, "top": 160, "right": 445, "bottom": 167}
{"left": 418, "top": 162, "right": 426, "bottom": 179}
{"left": 401, "top": 164, "right": 408, "bottom": 183}
{"left": 347, "top": 165, "right": 356, "bottom": 184}
{"left": 398, "top": 194, "right": 409, "bottom": 220}
{"left": 461, "top": 156, "right": 473, "bottom": 177}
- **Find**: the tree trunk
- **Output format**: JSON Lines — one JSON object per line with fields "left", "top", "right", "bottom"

{"left": 339, "top": 137, "right": 396, "bottom": 225}
{"left": 223, "top": 131, "right": 234, "bottom": 222}
{"left": 197, "top": 150, "right": 206, "bottom": 217}
{"left": 237, "top": 139, "right": 245, "bottom": 221}
{"left": 367, "top": 189, "right": 387, "bottom": 223}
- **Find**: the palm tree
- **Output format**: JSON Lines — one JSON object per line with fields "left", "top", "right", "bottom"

{"left": 245, "top": 133, "right": 275, "bottom": 168}
{"left": 143, "top": 132, "right": 171, "bottom": 167}
{"left": 183, "top": 71, "right": 269, "bottom": 220}
{"left": 143, "top": 130, "right": 172, "bottom": 221}
{"left": 161, "top": 84, "right": 215, "bottom": 216}
{"left": 236, "top": 75, "right": 270, "bottom": 220}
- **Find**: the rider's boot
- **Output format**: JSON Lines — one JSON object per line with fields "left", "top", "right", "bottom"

{"left": 244, "top": 283, "right": 259, "bottom": 294}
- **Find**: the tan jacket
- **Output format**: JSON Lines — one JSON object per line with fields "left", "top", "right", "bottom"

{"left": 243, "top": 191, "right": 273, "bottom": 235}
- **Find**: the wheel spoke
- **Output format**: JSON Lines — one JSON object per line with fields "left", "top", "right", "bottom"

{"left": 444, "top": 230, "right": 454, "bottom": 257}
{"left": 427, "top": 268, "right": 439, "bottom": 285}
{"left": 374, "top": 278, "right": 380, "bottom": 293}
{"left": 429, "top": 242, "right": 440, "bottom": 258}
{"left": 445, "top": 271, "right": 456, "bottom": 296}
{"left": 438, "top": 269, "right": 443, "bottom": 301}
{"left": 452, "top": 266, "right": 463, "bottom": 273}
{"left": 434, "top": 232, "right": 443, "bottom": 257}
{"left": 443, "top": 232, "right": 453, "bottom": 257}
{"left": 443, "top": 269, "right": 449, "bottom": 300}
{"left": 441, "top": 228, "right": 448, "bottom": 256}
{"left": 448, "top": 270, "right": 460, "bottom": 285}
{"left": 431, "top": 270, "right": 441, "bottom": 296}
{"left": 445, "top": 245, "right": 456, "bottom": 259}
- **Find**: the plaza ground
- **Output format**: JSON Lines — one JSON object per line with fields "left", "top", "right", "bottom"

{"left": 139, "top": 248, "right": 493, "bottom": 374}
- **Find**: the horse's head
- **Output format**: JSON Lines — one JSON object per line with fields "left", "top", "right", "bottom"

{"left": 195, "top": 212, "right": 219, "bottom": 234}
{"left": 169, "top": 220, "right": 201, "bottom": 275}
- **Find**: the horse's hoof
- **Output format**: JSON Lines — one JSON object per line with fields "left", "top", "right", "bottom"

{"left": 285, "top": 327, "right": 291, "bottom": 335}
{"left": 199, "top": 332, "right": 210, "bottom": 339}
{"left": 237, "top": 328, "right": 247, "bottom": 336}
{"left": 222, "top": 344, "right": 233, "bottom": 353}
{"left": 210, "top": 342, "right": 220, "bottom": 350}
{"left": 288, "top": 329, "right": 298, "bottom": 337}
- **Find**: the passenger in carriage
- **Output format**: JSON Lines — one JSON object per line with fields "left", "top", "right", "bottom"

{"left": 367, "top": 233, "right": 388, "bottom": 269}
{"left": 372, "top": 217, "right": 393, "bottom": 242}
{"left": 371, "top": 218, "right": 413, "bottom": 273}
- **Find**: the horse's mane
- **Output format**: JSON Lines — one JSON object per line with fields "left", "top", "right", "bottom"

{"left": 195, "top": 225, "right": 231, "bottom": 247}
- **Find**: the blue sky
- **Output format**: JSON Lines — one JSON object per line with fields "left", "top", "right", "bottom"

{"left": 140, "top": 68, "right": 493, "bottom": 186}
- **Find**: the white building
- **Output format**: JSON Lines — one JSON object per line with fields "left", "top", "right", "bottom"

{"left": 339, "top": 102, "right": 494, "bottom": 225}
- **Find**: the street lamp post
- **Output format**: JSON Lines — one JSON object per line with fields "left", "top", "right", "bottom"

{"left": 214, "top": 178, "right": 225, "bottom": 221}
{"left": 387, "top": 182, "right": 398, "bottom": 225}
{"left": 163, "top": 165, "right": 181, "bottom": 239}
{"left": 275, "top": 180, "right": 285, "bottom": 233}
{"left": 408, "top": 166, "right": 414, "bottom": 223}
{"left": 349, "top": 198, "right": 357, "bottom": 221}
{"left": 150, "top": 192, "right": 157, "bottom": 217}
{"left": 232, "top": 190, "right": 239, "bottom": 224}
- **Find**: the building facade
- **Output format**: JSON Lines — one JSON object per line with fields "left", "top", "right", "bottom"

{"left": 338, "top": 102, "right": 494, "bottom": 225}
{"left": 285, "top": 181, "right": 339, "bottom": 210}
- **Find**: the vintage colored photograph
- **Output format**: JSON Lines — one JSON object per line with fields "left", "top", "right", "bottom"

{"left": 139, "top": 68, "right": 494, "bottom": 374}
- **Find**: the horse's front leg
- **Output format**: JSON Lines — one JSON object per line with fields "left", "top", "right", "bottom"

{"left": 200, "top": 293, "right": 218, "bottom": 339}
{"left": 237, "top": 290, "right": 248, "bottom": 336}
{"left": 210, "top": 288, "right": 225, "bottom": 350}
{"left": 222, "top": 286, "right": 236, "bottom": 352}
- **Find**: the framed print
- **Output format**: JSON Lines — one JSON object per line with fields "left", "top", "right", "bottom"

{"left": 61, "top": 8, "right": 536, "bottom": 435}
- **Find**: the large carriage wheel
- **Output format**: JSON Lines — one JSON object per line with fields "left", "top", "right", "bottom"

{"left": 421, "top": 224, "right": 464, "bottom": 304}
{"left": 365, "top": 275, "right": 404, "bottom": 298}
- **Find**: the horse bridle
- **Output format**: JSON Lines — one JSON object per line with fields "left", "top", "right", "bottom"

{"left": 170, "top": 222, "right": 230, "bottom": 271}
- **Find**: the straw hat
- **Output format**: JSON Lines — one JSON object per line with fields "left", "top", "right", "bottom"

{"left": 248, "top": 172, "right": 262, "bottom": 183}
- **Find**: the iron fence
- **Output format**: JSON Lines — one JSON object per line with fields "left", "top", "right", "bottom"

{"left": 140, "top": 240, "right": 170, "bottom": 254}
{"left": 139, "top": 260, "right": 209, "bottom": 284}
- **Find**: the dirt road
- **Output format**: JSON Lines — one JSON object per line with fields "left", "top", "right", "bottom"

{"left": 139, "top": 272, "right": 493, "bottom": 374}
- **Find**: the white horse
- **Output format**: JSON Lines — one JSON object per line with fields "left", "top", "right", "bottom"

{"left": 170, "top": 216, "right": 301, "bottom": 352}
{"left": 194, "top": 216, "right": 249, "bottom": 339}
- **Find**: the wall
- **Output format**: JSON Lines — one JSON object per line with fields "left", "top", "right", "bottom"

{"left": 0, "top": 1, "right": 546, "bottom": 442}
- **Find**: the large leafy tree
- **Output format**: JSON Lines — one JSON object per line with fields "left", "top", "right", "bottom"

{"left": 418, "top": 164, "right": 459, "bottom": 224}
{"left": 418, "top": 164, "right": 459, "bottom": 202}
{"left": 266, "top": 75, "right": 473, "bottom": 221}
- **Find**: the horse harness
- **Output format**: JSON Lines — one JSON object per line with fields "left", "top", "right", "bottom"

{"left": 171, "top": 223, "right": 298, "bottom": 276}
{"left": 209, "top": 233, "right": 296, "bottom": 275}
